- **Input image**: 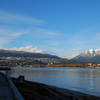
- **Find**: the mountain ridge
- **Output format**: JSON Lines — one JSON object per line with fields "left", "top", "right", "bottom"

{"left": 71, "top": 49, "right": 100, "bottom": 63}
{"left": 0, "top": 49, "right": 69, "bottom": 64}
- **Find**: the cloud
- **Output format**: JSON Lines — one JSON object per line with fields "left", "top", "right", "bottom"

{"left": 67, "top": 33, "right": 85, "bottom": 46}
{"left": 0, "top": 28, "right": 23, "bottom": 37}
{"left": 0, "top": 26, "right": 62, "bottom": 48}
{"left": 69, "top": 53, "right": 79, "bottom": 59}
{"left": 51, "top": 42, "right": 60, "bottom": 46}
{"left": 0, "top": 37, "right": 10, "bottom": 47}
{"left": 28, "top": 27, "right": 61, "bottom": 38}
{"left": 0, "top": 11, "right": 44, "bottom": 25}
{"left": 0, "top": 10, "right": 64, "bottom": 55}
{"left": 4, "top": 45, "right": 43, "bottom": 53}
{"left": 0, "top": 28, "right": 24, "bottom": 47}
{"left": 72, "top": 48, "right": 82, "bottom": 51}
{"left": 0, "top": 11, "right": 62, "bottom": 43}
{"left": 95, "top": 33, "right": 100, "bottom": 40}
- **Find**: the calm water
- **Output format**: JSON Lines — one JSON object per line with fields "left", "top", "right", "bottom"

{"left": 9, "top": 67, "right": 100, "bottom": 96}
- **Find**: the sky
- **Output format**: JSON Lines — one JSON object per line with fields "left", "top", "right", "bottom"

{"left": 0, "top": 0, "right": 100, "bottom": 58}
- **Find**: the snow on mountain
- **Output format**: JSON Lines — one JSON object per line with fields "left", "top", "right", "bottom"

{"left": 3, "top": 46, "right": 44, "bottom": 53}
{"left": 78, "top": 49, "right": 100, "bottom": 57}
{"left": 3, "top": 46, "right": 60, "bottom": 56}
{"left": 72, "top": 49, "right": 100, "bottom": 63}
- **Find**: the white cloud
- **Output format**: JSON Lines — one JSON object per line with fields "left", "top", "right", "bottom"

{"left": 4, "top": 45, "right": 43, "bottom": 53}
{"left": 72, "top": 48, "right": 82, "bottom": 51}
{"left": 95, "top": 33, "right": 100, "bottom": 40}
{"left": 0, "top": 11, "right": 44, "bottom": 25}
{"left": 28, "top": 27, "right": 61, "bottom": 38}
{"left": 0, "top": 28, "right": 24, "bottom": 47}
{"left": 0, "top": 37, "right": 10, "bottom": 47}
{"left": 43, "top": 48, "right": 58, "bottom": 55}
{"left": 69, "top": 53, "right": 79, "bottom": 59}
{"left": 50, "top": 42, "right": 60, "bottom": 47}
{"left": 0, "top": 27, "right": 62, "bottom": 48}
{"left": 0, "top": 10, "right": 64, "bottom": 55}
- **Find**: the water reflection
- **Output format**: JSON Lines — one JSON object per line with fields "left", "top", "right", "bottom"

{"left": 10, "top": 67, "right": 100, "bottom": 96}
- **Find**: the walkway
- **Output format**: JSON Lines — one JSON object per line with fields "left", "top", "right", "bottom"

{"left": 0, "top": 72, "right": 24, "bottom": 100}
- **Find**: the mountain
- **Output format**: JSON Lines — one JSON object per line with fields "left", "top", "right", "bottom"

{"left": 0, "top": 49, "right": 68, "bottom": 64}
{"left": 0, "top": 49, "right": 59, "bottom": 58}
{"left": 72, "top": 49, "right": 100, "bottom": 63}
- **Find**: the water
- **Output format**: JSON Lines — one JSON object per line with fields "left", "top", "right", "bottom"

{"left": 9, "top": 67, "right": 100, "bottom": 96}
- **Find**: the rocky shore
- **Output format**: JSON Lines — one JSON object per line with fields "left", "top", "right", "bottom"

{"left": 12, "top": 78, "right": 100, "bottom": 100}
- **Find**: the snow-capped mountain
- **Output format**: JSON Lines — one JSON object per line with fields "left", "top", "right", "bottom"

{"left": 72, "top": 49, "right": 100, "bottom": 63}
{"left": 3, "top": 46, "right": 57, "bottom": 55}
{"left": 4, "top": 46, "right": 44, "bottom": 53}
{"left": 78, "top": 49, "right": 100, "bottom": 57}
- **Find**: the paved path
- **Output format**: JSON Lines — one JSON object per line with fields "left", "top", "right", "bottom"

{"left": 0, "top": 72, "right": 24, "bottom": 100}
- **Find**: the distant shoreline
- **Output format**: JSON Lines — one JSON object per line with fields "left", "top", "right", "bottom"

{"left": 1, "top": 64, "right": 100, "bottom": 68}
{"left": 12, "top": 64, "right": 100, "bottom": 68}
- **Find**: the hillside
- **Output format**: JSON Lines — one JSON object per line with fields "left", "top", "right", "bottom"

{"left": 0, "top": 49, "right": 69, "bottom": 66}
{"left": 72, "top": 49, "right": 100, "bottom": 63}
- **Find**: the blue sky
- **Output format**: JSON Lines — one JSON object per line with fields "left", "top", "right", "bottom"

{"left": 0, "top": 0, "right": 100, "bottom": 58}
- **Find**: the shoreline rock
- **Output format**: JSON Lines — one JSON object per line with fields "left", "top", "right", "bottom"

{"left": 11, "top": 78, "right": 100, "bottom": 100}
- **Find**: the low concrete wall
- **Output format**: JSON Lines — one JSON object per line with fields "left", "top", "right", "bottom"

{"left": 0, "top": 72, "right": 24, "bottom": 100}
